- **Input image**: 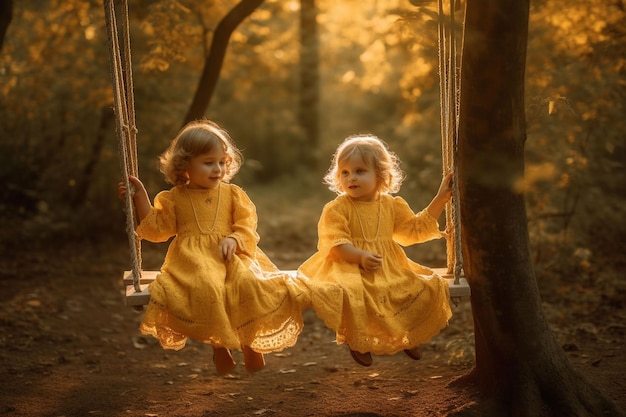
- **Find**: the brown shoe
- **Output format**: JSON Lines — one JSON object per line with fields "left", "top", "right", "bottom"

{"left": 349, "top": 348, "right": 373, "bottom": 367}
{"left": 213, "top": 347, "right": 236, "bottom": 375}
{"left": 404, "top": 347, "right": 422, "bottom": 360}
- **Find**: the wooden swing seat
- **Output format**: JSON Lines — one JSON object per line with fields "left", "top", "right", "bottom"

{"left": 123, "top": 268, "right": 470, "bottom": 307}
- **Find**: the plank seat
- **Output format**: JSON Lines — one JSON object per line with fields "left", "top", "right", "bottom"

{"left": 123, "top": 268, "right": 470, "bottom": 307}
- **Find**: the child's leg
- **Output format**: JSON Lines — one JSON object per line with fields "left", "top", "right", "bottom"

{"left": 242, "top": 345, "right": 265, "bottom": 373}
{"left": 212, "top": 346, "right": 236, "bottom": 375}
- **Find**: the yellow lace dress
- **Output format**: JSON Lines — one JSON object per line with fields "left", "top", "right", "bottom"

{"left": 136, "top": 182, "right": 308, "bottom": 353}
{"left": 297, "top": 194, "right": 452, "bottom": 355}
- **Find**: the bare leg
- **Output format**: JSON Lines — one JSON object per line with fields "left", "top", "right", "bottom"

{"left": 242, "top": 345, "right": 265, "bottom": 373}
{"left": 212, "top": 346, "right": 236, "bottom": 375}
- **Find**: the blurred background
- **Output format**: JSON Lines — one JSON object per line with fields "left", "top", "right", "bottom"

{"left": 0, "top": 0, "right": 624, "bottom": 298}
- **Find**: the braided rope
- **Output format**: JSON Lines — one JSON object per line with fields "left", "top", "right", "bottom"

{"left": 438, "top": 0, "right": 463, "bottom": 284}
{"left": 104, "top": 0, "right": 142, "bottom": 292}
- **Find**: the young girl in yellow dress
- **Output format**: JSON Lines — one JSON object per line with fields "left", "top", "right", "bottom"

{"left": 118, "top": 120, "right": 306, "bottom": 374}
{"left": 297, "top": 134, "right": 453, "bottom": 366}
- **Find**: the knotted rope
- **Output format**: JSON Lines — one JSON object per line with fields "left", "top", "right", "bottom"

{"left": 437, "top": 0, "right": 463, "bottom": 284}
{"left": 104, "top": 0, "right": 142, "bottom": 292}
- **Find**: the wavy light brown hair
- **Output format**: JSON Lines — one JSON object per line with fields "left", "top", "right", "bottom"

{"left": 159, "top": 120, "right": 243, "bottom": 186}
{"left": 324, "top": 134, "right": 405, "bottom": 195}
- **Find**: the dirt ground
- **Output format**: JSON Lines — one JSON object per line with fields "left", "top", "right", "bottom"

{"left": 0, "top": 240, "right": 624, "bottom": 417}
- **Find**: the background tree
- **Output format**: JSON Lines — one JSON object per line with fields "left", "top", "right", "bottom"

{"left": 183, "top": 0, "right": 264, "bottom": 125}
{"left": 0, "top": 0, "right": 12, "bottom": 50}
{"left": 457, "top": 0, "right": 625, "bottom": 415}
{"left": 298, "top": 0, "right": 320, "bottom": 169}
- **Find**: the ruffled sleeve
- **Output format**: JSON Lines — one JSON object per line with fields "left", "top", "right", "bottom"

{"left": 228, "top": 184, "right": 260, "bottom": 257}
{"left": 392, "top": 196, "right": 444, "bottom": 246}
{"left": 317, "top": 198, "right": 353, "bottom": 257}
{"left": 136, "top": 189, "right": 177, "bottom": 243}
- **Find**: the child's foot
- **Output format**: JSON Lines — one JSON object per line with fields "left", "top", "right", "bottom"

{"left": 404, "top": 347, "right": 422, "bottom": 360}
{"left": 243, "top": 345, "right": 265, "bottom": 373}
{"left": 213, "top": 347, "right": 236, "bottom": 375}
{"left": 349, "top": 348, "right": 372, "bottom": 367}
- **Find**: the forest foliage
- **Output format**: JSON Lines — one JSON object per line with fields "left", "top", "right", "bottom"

{"left": 0, "top": 0, "right": 624, "bottom": 293}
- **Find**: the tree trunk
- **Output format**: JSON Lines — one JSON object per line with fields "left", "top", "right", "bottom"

{"left": 299, "top": 0, "right": 320, "bottom": 168}
{"left": 456, "top": 0, "right": 625, "bottom": 416}
{"left": 183, "top": 0, "right": 264, "bottom": 125}
{"left": 0, "top": 0, "right": 13, "bottom": 52}
{"left": 71, "top": 107, "right": 113, "bottom": 208}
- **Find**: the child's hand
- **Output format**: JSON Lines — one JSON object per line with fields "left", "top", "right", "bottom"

{"left": 360, "top": 252, "right": 382, "bottom": 273}
{"left": 118, "top": 175, "right": 144, "bottom": 201}
{"left": 436, "top": 172, "right": 454, "bottom": 203}
{"left": 220, "top": 237, "right": 238, "bottom": 261}
{"left": 425, "top": 173, "right": 455, "bottom": 219}
{"left": 117, "top": 175, "right": 151, "bottom": 222}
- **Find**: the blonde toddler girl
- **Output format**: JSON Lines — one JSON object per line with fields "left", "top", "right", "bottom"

{"left": 297, "top": 134, "right": 452, "bottom": 366}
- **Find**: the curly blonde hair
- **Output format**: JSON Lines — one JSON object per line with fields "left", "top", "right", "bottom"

{"left": 324, "top": 134, "right": 405, "bottom": 195}
{"left": 159, "top": 120, "right": 243, "bottom": 186}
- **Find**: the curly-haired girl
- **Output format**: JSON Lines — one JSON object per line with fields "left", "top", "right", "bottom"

{"left": 298, "top": 134, "right": 453, "bottom": 366}
{"left": 119, "top": 120, "right": 306, "bottom": 374}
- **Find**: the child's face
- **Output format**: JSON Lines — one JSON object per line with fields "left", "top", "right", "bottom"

{"left": 186, "top": 146, "right": 227, "bottom": 189}
{"left": 338, "top": 153, "right": 378, "bottom": 201}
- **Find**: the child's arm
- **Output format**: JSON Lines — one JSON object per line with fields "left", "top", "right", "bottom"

{"left": 425, "top": 172, "right": 454, "bottom": 220}
{"left": 118, "top": 175, "right": 152, "bottom": 222}
{"left": 228, "top": 185, "right": 261, "bottom": 258}
{"left": 331, "top": 244, "right": 382, "bottom": 273}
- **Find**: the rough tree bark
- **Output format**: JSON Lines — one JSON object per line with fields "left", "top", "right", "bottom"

{"left": 183, "top": 0, "right": 264, "bottom": 125}
{"left": 455, "top": 0, "right": 625, "bottom": 416}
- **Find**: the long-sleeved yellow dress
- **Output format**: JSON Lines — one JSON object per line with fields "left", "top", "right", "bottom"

{"left": 136, "top": 182, "right": 308, "bottom": 353}
{"left": 297, "top": 194, "right": 452, "bottom": 355}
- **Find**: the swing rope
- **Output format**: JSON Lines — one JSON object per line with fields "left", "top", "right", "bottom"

{"left": 437, "top": 0, "right": 464, "bottom": 285}
{"left": 104, "top": 0, "right": 142, "bottom": 293}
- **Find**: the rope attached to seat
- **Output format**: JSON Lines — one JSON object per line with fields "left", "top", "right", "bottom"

{"left": 438, "top": 0, "right": 463, "bottom": 285}
{"left": 104, "top": 0, "right": 142, "bottom": 292}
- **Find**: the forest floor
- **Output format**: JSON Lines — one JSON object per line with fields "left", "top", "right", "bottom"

{"left": 1, "top": 240, "right": 625, "bottom": 417}
{"left": 1, "top": 186, "right": 625, "bottom": 417}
